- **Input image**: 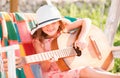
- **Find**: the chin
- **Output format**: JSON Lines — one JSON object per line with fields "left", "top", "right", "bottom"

{"left": 48, "top": 33, "right": 57, "bottom": 37}
{"left": 48, "top": 32, "right": 56, "bottom": 35}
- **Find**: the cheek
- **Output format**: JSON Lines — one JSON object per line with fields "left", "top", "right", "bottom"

{"left": 54, "top": 23, "right": 60, "bottom": 29}
{"left": 41, "top": 28, "right": 46, "bottom": 32}
{"left": 54, "top": 25, "right": 59, "bottom": 30}
{"left": 41, "top": 28, "right": 48, "bottom": 34}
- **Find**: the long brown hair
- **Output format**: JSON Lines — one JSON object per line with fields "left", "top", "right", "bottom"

{"left": 32, "top": 20, "right": 65, "bottom": 42}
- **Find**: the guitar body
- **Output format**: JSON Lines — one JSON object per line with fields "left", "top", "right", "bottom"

{"left": 56, "top": 25, "right": 112, "bottom": 71}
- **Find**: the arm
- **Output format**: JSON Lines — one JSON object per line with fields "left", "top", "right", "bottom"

{"left": 76, "top": 18, "right": 91, "bottom": 50}
{"left": 76, "top": 18, "right": 91, "bottom": 41}
{"left": 64, "top": 18, "right": 91, "bottom": 50}
{"left": 32, "top": 38, "right": 51, "bottom": 72}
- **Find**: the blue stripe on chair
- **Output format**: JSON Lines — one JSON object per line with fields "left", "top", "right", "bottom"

{"left": 30, "top": 64, "right": 42, "bottom": 78}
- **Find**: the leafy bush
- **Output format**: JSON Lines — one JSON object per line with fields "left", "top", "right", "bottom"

{"left": 110, "top": 58, "right": 120, "bottom": 73}
{"left": 55, "top": 1, "right": 120, "bottom": 73}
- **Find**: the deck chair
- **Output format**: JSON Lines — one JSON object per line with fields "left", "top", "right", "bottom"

{"left": 0, "top": 12, "right": 119, "bottom": 78}
{"left": 0, "top": 12, "right": 41, "bottom": 78}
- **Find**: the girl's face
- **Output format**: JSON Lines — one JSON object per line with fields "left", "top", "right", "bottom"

{"left": 42, "top": 21, "right": 60, "bottom": 37}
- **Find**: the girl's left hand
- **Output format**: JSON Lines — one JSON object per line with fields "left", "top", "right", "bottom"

{"left": 2, "top": 57, "right": 24, "bottom": 72}
{"left": 74, "top": 39, "right": 88, "bottom": 51}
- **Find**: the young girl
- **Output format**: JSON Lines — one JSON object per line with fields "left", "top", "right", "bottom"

{"left": 30, "top": 5, "right": 120, "bottom": 78}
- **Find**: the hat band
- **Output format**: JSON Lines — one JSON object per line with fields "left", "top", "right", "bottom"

{"left": 37, "top": 18, "right": 60, "bottom": 26}
{"left": 31, "top": 18, "right": 60, "bottom": 32}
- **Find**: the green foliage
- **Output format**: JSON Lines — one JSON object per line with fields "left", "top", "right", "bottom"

{"left": 57, "top": 2, "right": 107, "bottom": 29}
{"left": 56, "top": 1, "right": 120, "bottom": 45}
{"left": 110, "top": 58, "right": 120, "bottom": 73}
{"left": 114, "top": 25, "right": 120, "bottom": 46}
{"left": 56, "top": 1, "right": 120, "bottom": 73}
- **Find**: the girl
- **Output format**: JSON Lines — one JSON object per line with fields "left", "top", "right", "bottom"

{"left": 30, "top": 5, "right": 120, "bottom": 78}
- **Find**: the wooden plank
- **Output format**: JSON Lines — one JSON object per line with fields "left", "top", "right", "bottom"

{"left": 104, "top": 0, "right": 120, "bottom": 46}
{"left": 10, "top": 0, "right": 18, "bottom": 12}
{"left": 112, "top": 46, "right": 120, "bottom": 58}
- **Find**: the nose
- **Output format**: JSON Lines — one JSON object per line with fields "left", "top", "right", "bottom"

{"left": 47, "top": 24, "right": 53, "bottom": 29}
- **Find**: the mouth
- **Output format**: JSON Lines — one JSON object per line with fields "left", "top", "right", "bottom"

{"left": 47, "top": 29, "right": 54, "bottom": 32}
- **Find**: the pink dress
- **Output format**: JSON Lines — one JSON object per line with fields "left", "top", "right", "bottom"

{"left": 41, "top": 38, "right": 82, "bottom": 78}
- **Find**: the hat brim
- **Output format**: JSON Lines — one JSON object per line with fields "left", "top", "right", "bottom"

{"left": 31, "top": 18, "right": 61, "bottom": 35}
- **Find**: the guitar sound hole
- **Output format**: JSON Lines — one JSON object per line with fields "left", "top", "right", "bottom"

{"left": 73, "top": 47, "right": 81, "bottom": 56}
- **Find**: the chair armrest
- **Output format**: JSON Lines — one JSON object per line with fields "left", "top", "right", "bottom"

{"left": 111, "top": 46, "right": 120, "bottom": 58}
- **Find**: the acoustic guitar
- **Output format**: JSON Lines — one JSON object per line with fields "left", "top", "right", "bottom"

{"left": 22, "top": 25, "right": 113, "bottom": 71}
{"left": 56, "top": 25, "right": 113, "bottom": 71}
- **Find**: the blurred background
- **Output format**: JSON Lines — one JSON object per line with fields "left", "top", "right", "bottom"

{"left": 0, "top": 0, "right": 110, "bottom": 27}
{"left": 0, "top": 0, "right": 120, "bottom": 73}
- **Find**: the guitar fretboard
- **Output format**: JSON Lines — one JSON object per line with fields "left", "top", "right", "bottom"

{"left": 25, "top": 47, "right": 76, "bottom": 63}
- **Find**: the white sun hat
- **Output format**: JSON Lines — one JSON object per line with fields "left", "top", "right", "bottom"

{"left": 31, "top": 5, "right": 62, "bottom": 35}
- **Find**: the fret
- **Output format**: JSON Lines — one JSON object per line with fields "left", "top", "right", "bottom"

{"left": 59, "top": 51, "right": 63, "bottom": 57}
{"left": 64, "top": 50, "right": 68, "bottom": 56}
{"left": 54, "top": 51, "right": 59, "bottom": 58}
{"left": 30, "top": 55, "right": 35, "bottom": 63}
{"left": 52, "top": 51, "right": 57, "bottom": 57}
{"left": 33, "top": 54, "right": 39, "bottom": 62}
{"left": 40, "top": 53, "right": 46, "bottom": 61}
{"left": 24, "top": 47, "right": 76, "bottom": 64}
{"left": 49, "top": 51, "right": 54, "bottom": 58}
{"left": 46, "top": 52, "right": 52, "bottom": 60}
{"left": 63, "top": 49, "right": 67, "bottom": 56}
{"left": 37, "top": 54, "right": 43, "bottom": 61}
{"left": 25, "top": 56, "right": 31, "bottom": 63}
{"left": 65, "top": 49, "right": 69, "bottom": 56}
{"left": 59, "top": 50, "right": 64, "bottom": 57}
{"left": 62, "top": 49, "right": 66, "bottom": 57}
{"left": 57, "top": 51, "right": 61, "bottom": 58}
{"left": 44, "top": 52, "right": 49, "bottom": 60}
{"left": 44, "top": 52, "right": 50, "bottom": 60}
{"left": 52, "top": 51, "right": 59, "bottom": 60}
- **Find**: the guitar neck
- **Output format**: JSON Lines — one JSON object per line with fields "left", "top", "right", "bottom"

{"left": 24, "top": 47, "right": 76, "bottom": 63}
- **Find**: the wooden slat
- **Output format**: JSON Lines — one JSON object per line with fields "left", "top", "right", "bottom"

{"left": 10, "top": 0, "right": 18, "bottom": 12}
{"left": 112, "top": 46, "right": 120, "bottom": 58}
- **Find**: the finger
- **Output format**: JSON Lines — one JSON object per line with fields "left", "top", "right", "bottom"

{"left": 15, "top": 57, "right": 21, "bottom": 64}
{"left": 3, "top": 59, "right": 8, "bottom": 63}
{"left": 3, "top": 62, "right": 8, "bottom": 71}
{"left": 75, "top": 42, "right": 81, "bottom": 50}
{"left": 16, "top": 63, "right": 23, "bottom": 68}
{"left": 74, "top": 42, "right": 78, "bottom": 48}
{"left": 16, "top": 57, "right": 26, "bottom": 68}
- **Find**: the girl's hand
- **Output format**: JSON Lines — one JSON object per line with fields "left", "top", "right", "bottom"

{"left": 15, "top": 57, "right": 25, "bottom": 68}
{"left": 2, "top": 57, "right": 24, "bottom": 71}
{"left": 2, "top": 58, "right": 8, "bottom": 71}
{"left": 74, "top": 39, "right": 88, "bottom": 51}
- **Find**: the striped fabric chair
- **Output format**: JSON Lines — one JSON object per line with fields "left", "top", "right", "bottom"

{"left": 0, "top": 12, "right": 41, "bottom": 78}
{"left": 0, "top": 12, "right": 78, "bottom": 78}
